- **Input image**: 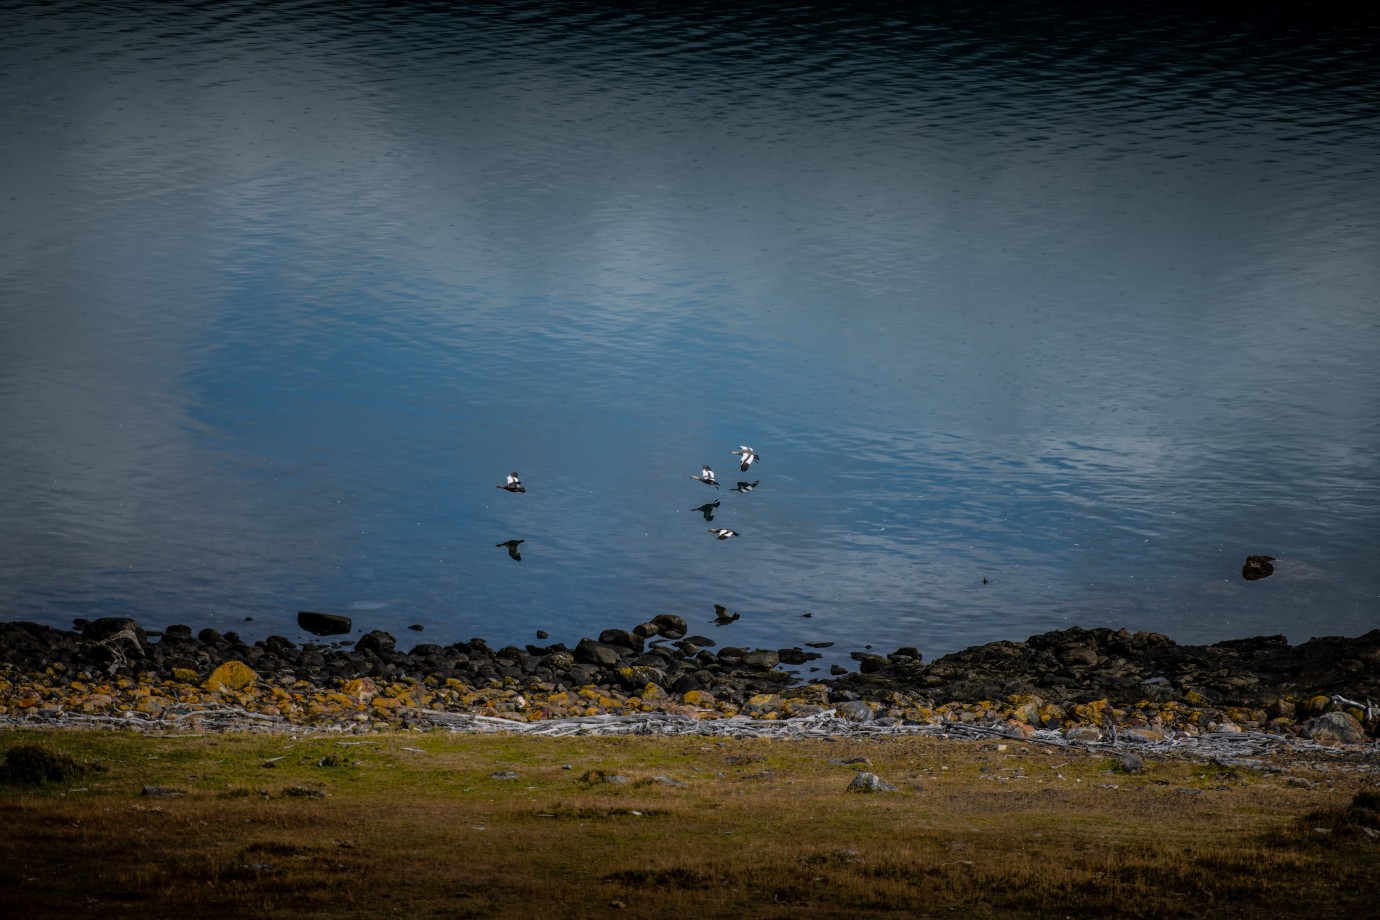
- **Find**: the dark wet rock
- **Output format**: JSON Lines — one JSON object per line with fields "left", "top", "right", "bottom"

{"left": 850, "top": 652, "right": 888, "bottom": 674}
{"left": 740, "top": 650, "right": 780, "bottom": 670}
{"left": 260, "top": 635, "right": 296, "bottom": 655}
{"left": 598, "top": 629, "right": 643, "bottom": 652}
{"left": 82, "top": 617, "right": 147, "bottom": 644}
{"left": 297, "top": 611, "right": 352, "bottom": 636}
{"left": 669, "top": 673, "right": 701, "bottom": 694}
{"left": 650, "top": 614, "right": 688, "bottom": 639}
{"left": 574, "top": 638, "right": 623, "bottom": 668}
{"left": 1242, "top": 555, "right": 1276, "bottom": 580}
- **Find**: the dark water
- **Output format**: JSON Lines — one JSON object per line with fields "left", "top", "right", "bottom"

{"left": 2, "top": 1, "right": 1378, "bottom": 666}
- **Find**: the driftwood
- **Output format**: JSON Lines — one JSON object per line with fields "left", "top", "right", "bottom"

{"left": 402, "top": 707, "right": 1380, "bottom": 767}
{"left": 5, "top": 704, "right": 1376, "bottom": 769}
{"left": 96, "top": 627, "right": 144, "bottom": 675}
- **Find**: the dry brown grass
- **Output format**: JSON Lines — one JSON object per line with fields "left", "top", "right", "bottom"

{"left": 1, "top": 730, "right": 1375, "bottom": 918}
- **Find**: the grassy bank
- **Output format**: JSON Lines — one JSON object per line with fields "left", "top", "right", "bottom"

{"left": 2, "top": 730, "right": 1376, "bottom": 919}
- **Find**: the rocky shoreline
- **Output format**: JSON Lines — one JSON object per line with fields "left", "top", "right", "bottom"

{"left": 1, "top": 616, "right": 1377, "bottom": 744}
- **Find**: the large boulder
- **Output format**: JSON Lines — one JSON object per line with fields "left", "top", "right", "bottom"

{"left": 1301, "top": 711, "right": 1367, "bottom": 745}
{"left": 298, "top": 611, "right": 352, "bottom": 636}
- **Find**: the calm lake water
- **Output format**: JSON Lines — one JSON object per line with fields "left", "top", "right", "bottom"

{"left": 2, "top": 1, "right": 1378, "bottom": 668}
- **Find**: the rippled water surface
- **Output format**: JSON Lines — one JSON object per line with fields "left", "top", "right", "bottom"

{"left": 2, "top": 1, "right": 1378, "bottom": 664}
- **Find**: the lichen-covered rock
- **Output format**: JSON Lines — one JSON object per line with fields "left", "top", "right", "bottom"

{"left": 1301, "top": 711, "right": 1367, "bottom": 745}
{"left": 204, "top": 660, "right": 258, "bottom": 692}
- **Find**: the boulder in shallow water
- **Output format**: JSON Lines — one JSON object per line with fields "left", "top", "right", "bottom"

{"left": 298, "top": 611, "right": 352, "bottom": 636}
{"left": 1242, "top": 555, "right": 1276, "bottom": 580}
{"left": 650, "top": 614, "right": 688, "bottom": 639}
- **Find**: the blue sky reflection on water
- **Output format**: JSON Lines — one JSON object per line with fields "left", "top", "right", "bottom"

{"left": 1, "top": 1, "right": 1377, "bottom": 665}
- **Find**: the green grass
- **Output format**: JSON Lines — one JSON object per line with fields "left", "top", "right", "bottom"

{"left": 1, "top": 730, "right": 1375, "bottom": 919}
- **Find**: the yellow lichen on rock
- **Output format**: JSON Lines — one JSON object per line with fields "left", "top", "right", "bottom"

{"left": 682, "top": 689, "right": 716, "bottom": 707}
{"left": 341, "top": 677, "right": 378, "bottom": 701}
{"left": 204, "top": 660, "right": 258, "bottom": 692}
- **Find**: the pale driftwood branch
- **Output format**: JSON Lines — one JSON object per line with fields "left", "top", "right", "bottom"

{"left": 1331, "top": 694, "right": 1376, "bottom": 720}
{"left": 97, "top": 627, "right": 144, "bottom": 675}
{"left": 4, "top": 704, "right": 1375, "bottom": 767}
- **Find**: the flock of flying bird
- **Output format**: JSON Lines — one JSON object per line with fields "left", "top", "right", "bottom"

{"left": 494, "top": 445, "right": 762, "bottom": 554}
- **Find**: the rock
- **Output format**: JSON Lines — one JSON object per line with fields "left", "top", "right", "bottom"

{"left": 355, "top": 630, "right": 396, "bottom": 654}
{"left": 1056, "top": 643, "right": 1099, "bottom": 667}
{"left": 298, "top": 611, "right": 352, "bottom": 636}
{"left": 1115, "top": 752, "right": 1146, "bottom": 774}
{"left": 669, "top": 672, "right": 701, "bottom": 694}
{"left": 1064, "top": 725, "right": 1102, "bottom": 743}
{"left": 649, "top": 614, "right": 687, "bottom": 639}
{"left": 83, "top": 617, "right": 147, "bottom": 644}
{"left": 1119, "top": 727, "right": 1166, "bottom": 743}
{"left": 204, "top": 660, "right": 259, "bottom": 692}
{"left": 341, "top": 677, "right": 378, "bottom": 701}
{"left": 574, "top": 638, "right": 623, "bottom": 667}
{"left": 835, "top": 700, "right": 875, "bottom": 722}
{"left": 845, "top": 772, "right": 897, "bottom": 793}
{"left": 741, "top": 649, "right": 780, "bottom": 670}
{"left": 598, "top": 629, "right": 643, "bottom": 651}
{"left": 141, "top": 785, "right": 186, "bottom": 797}
{"left": 81, "top": 618, "right": 148, "bottom": 669}
{"left": 1301, "top": 711, "right": 1367, "bottom": 745}
{"left": 850, "top": 652, "right": 888, "bottom": 674}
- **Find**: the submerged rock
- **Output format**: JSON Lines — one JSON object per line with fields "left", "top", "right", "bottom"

{"left": 297, "top": 611, "right": 352, "bottom": 636}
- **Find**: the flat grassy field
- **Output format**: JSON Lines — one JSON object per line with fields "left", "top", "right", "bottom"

{"left": 1, "top": 729, "right": 1376, "bottom": 919}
